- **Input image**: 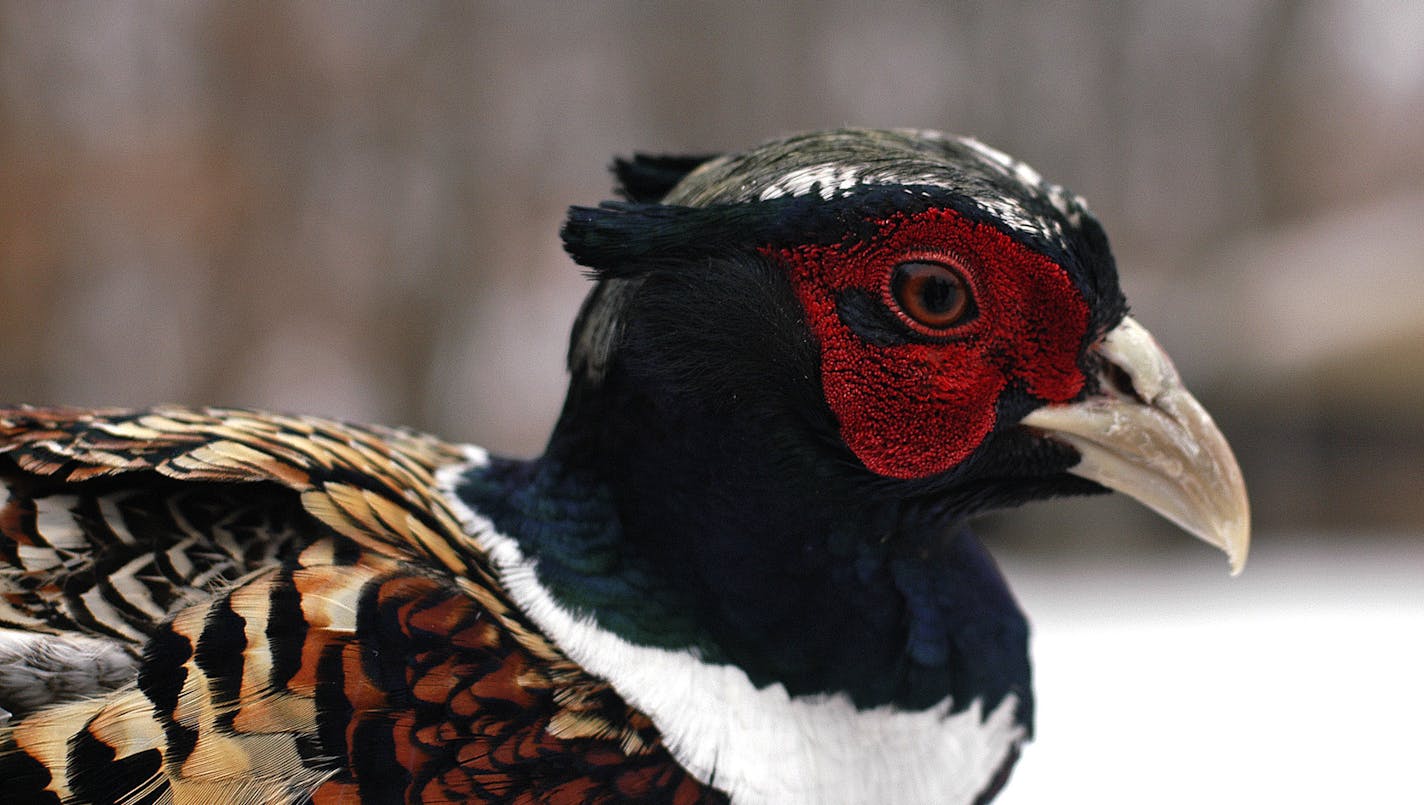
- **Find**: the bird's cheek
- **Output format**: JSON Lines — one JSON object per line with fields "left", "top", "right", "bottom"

{"left": 822, "top": 342, "right": 1003, "bottom": 480}
{"left": 1005, "top": 278, "right": 1091, "bottom": 403}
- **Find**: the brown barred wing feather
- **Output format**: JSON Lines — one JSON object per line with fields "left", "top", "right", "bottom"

{"left": 0, "top": 405, "right": 477, "bottom": 684}
{"left": 5, "top": 546, "right": 717, "bottom": 804}
{"left": 0, "top": 406, "right": 721, "bottom": 804}
{"left": 0, "top": 405, "right": 473, "bottom": 564}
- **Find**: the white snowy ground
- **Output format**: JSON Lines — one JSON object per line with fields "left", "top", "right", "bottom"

{"left": 995, "top": 535, "right": 1424, "bottom": 804}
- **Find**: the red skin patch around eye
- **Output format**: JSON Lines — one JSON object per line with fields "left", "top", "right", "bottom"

{"left": 768, "top": 207, "right": 1090, "bottom": 480}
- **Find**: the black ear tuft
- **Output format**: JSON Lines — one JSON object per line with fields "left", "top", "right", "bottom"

{"left": 562, "top": 190, "right": 851, "bottom": 280}
{"left": 562, "top": 202, "right": 704, "bottom": 278}
{"left": 613, "top": 154, "right": 718, "bottom": 202}
{"left": 562, "top": 200, "right": 775, "bottom": 279}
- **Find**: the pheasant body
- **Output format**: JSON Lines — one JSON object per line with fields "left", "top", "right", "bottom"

{"left": 0, "top": 129, "right": 1249, "bottom": 804}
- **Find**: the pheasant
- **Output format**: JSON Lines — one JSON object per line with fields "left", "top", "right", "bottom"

{"left": 0, "top": 129, "right": 1248, "bottom": 805}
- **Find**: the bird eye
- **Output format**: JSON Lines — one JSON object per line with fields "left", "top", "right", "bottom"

{"left": 889, "top": 260, "right": 972, "bottom": 333}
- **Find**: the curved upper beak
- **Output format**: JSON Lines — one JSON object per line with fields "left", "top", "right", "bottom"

{"left": 1021, "top": 316, "right": 1251, "bottom": 574}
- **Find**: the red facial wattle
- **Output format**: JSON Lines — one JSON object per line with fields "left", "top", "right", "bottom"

{"left": 769, "top": 207, "right": 1091, "bottom": 479}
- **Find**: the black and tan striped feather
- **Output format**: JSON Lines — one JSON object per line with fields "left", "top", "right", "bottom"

{"left": 0, "top": 406, "right": 720, "bottom": 805}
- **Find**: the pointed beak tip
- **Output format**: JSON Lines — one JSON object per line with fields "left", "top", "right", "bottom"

{"left": 1223, "top": 521, "right": 1250, "bottom": 577}
{"left": 1181, "top": 509, "right": 1249, "bottom": 576}
{"left": 1227, "top": 547, "right": 1248, "bottom": 577}
{"left": 1203, "top": 475, "right": 1251, "bottom": 577}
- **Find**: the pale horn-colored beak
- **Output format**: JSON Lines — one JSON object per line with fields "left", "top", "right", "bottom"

{"left": 1021, "top": 316, "right": 1251, "bottom": 574}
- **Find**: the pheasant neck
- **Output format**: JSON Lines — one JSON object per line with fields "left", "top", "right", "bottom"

{"left": 464, "top": 372, "right": 1032, "bottom": 720}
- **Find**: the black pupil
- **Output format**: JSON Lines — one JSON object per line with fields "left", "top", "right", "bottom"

{"left": 918, "top": 274, "right": 959, "bottom": 314}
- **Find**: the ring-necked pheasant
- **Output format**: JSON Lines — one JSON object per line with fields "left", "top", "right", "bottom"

{"left": 0, "top": 129, "right": 1248, "bottom": 805}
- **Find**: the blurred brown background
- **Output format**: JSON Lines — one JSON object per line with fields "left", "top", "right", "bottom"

{"left": 2, "top": 4, "right": 1421, "bottom": 800}
{"left": 2, "top": 1, "right": 1422, "bottom": 553}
